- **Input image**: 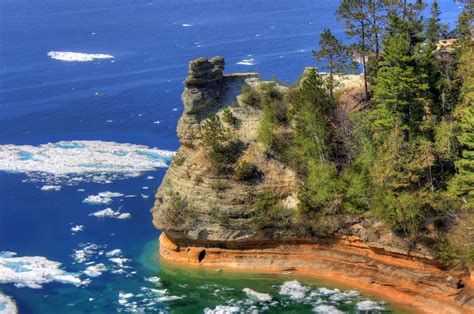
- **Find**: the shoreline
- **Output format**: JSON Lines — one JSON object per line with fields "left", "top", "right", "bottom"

{"left": 159, "top": 233, "right": 474, "bottom": 314}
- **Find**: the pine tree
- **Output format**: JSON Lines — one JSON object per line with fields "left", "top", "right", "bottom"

{"left": 426, "top": 0, "right": 441, "bottom": 49}
{"left": 336, "top": 0, "right": 370, "bottom": 100}
{"left": 373, "top": 29, "right": 428, "bottom": 139}
{"left": 313, "top": 29, "right": 356, "bottom": 100}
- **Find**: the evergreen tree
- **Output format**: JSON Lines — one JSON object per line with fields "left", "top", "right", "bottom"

{"left": 373, "top": 29, "right": 428, "bottom": 139}
{"left": 336, "top": 0, "right": 370, "bottom": 99}
{"left": 313, "top": 29, "right": 356, "bottom": 100}
{"left": 426, "top": 0, "right": 441, "bottom": 49}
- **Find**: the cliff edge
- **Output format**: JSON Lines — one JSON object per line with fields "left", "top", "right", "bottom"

{"left": 151, "top": 57, "right": 474, "bottom": 313}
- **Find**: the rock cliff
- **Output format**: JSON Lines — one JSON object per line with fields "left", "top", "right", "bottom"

{"left": 151, "top": 57, "right": 474, "bottom": 313}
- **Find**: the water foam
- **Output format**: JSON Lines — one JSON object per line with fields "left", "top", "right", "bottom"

{"left": 0, "top": 141, "right": 174, "bottom": 185}
{"left": 47, "top": 51, "right": 114, "bottom": 62}
{"left": 0, "top": 251, "right": 85, "bottom": 288}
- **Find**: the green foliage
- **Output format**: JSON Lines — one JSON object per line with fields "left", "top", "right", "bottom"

{"left": 373, "top": 32, "right": 429, "bottom": 137}
{"left": 201, "top": 113, "right": 228, "bottom": 148}
{"left": 313, "top": 28, "right": 356, "bottom": 99}
{"left": 222, "top": 108, "right": 236, "bottom": 126}
{"left": 240, "top": 84, "right": 262, "bottom": 107}
{"left": 258, "top": 82, "right": 287, "bottom": 150}
{"left": 251, "top": 190, "right": 293, "bottom": 230}
{"left": 164, "top": 189, "right": 195, "bottom": 224}
{"left": 201, "top": 113, "right": 244, "bottom": 174}
{"left": 233, "top": 161, "right": 258, "bottom": 181}
{"left": 298, "top": 161, "right": 343, "bottom": 213}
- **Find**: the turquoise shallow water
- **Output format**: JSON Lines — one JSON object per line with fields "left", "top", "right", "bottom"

{"left": 0, "top": 0, "right": 466, "bottom": 313}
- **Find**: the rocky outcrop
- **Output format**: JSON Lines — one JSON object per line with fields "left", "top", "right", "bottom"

{"left": 152, "top": 57, "right": 474, "bottom": 314}
{"left": 152, "top": 56, "right": 297, "bottom": 242}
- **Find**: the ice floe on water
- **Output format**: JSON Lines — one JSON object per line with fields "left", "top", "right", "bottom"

{"left": 0, "top": 251, "right": 86, "bottom": 288}
{"left": 83, "top": 263, "right": 107, "bottom": 277}
{"left": 71, "top": 225, "right": 84, "bottom": 233}
{"left": 47, "top": 51, "right": 114, "bottom": 62}
{"left": 313, "top": 304, "right": 344, "bottom": 313}
{"left": 279, "top": 280, "right": 311, "bottom": 300}
{"left": 204, "top": 305, "right": 241, "bottom": 314}
{"left": 356, "top": 300, "right": 386, "bottom": 311}
{"left": 83, "top": 195, "right": 113, "bottom": 205}
{"left": 117, "top": 284, "right": 183, "bottom": 312}
{"left": 243, "top": 288, "right": 272, "bottom": 302}
{"left": 83, "top": 192, "right": 123, "bottom": 205}
{"left": 181, "top": 23, "right": 192, "bottom": 27}
{"left": 0, "top": 141, "right": 174, "bottom": 185}
{"left": 72, "top": 244, "right": 133, "bottom": 278}
{"left": 0, "top": 293, "right": 17, "bottom": 314}
{"left": 40, "top": 185, "right": 61, "bottom": 191}
{"left": 89, "top": 208, "right": 131, "bottom": 219}
{"left": 236, "top": 58, "right": 256, "bottom": 66}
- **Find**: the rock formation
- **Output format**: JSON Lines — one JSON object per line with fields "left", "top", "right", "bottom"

{"left": 152, "top": 57, "right": 474, "bottom": 314}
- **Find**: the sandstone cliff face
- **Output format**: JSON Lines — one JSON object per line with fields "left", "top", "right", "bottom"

{"left": 152, "top": 56, "right": 298, "bottom": 242}
{"left": 151, "top": 57, "right": 474, "bottom": 313}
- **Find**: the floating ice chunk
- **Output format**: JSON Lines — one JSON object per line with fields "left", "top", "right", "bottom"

{"left": 236, "top": 58, "right": 256, "bottom": 66}
{"left": 144, "top": 276, "right": 160, "bottom": 285}
{"left": 157, "top": 295, "right": 182, "bottom": 301}
{"left": 105, "top": 249, "right": 122, "bottom": 257}
{"left": 125, "top": 195, "right": 137, "bottom": 198}
{"left": 98, "top": 191, "right": 123, "bottom": 198}
{"left": 83, "top": 263, "right": 107, "bottom": 277}
{"left": 47, "top": 51, "right": 114, "bottom": 62}
{"left": 83, "top": 195, "right": 112, "bottom": 205}
{"left": 0, "top": 141, "right": 174, "bottom": 185}
{"left": 329, "top": 290, "right": 359, "bottom": 302}
{"left": 0, "top": 251, "right": 85, "bottom": 288}
{"left": 153, "top": 121, "right": 160, "bottom": 124}
{"left": 204, "top": 305, "right": 241, "bottom": 314}
{"left": 0, "top": 293, "right": 17, "bottom": 314}
{"left": 117, "top": 213, "right": 131, "bottom": 219}
{"left": 109, "top": 257, "right": 129, "bottom": 268}
{"left": 89, "top": 208, "right": 131, "bottom": 219}
{"left": 356, "top": 300, "right": 385, "bottom": 311}
{"left": 40, "top": 185, "right": 61, "bottom": 191}
{"left": 71, "top": 225, "right": 84, "bottom": 233}
{"left": 172, "top": 108, "right": 178, "bottom": 111}
{"left": 312, "top": 304, "right": 344, "bottom": 314}
{"left": 181, "top": 23, "right": 192, "bottom": 27}
{"left": 279, "top": 280, "right": 310, "bottom": 300}
{"left": 72, "top": 243, "right": 104, "bottom": 263}
{"left": 243, "top": 288, "right": 272, "bottom": 302}
{"left": 77, "top": 189, "right": 85, "bottom": 192}
{"left": 147, "top": 176, "right": 154, "bottom": 179}
{"left": 142, "top": 186, "right": 149, "bottom": 190}
{"left": 141, "top": 194, "right": 149, "bottom": 199}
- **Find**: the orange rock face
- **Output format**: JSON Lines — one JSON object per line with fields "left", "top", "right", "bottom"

{"left": 160, "top": 232, "right": 474, "bottom": 314}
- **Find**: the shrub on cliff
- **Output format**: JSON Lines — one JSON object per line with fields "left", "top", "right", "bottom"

{"left": 233, "top": 161, "right": 259, "bottom": 181}
{"left": 222, "top": 108, "right": 237, "bottom": 126}
{"left": 251, "top": 190, "right": 293, "bottom": 230}
{"left": 201, "top": 113, "right": 245, "bottom": 174}
{"left": 240, "top": 85, "right": 262, "bottom": 107}
{"left": 163, "top": 189, "right": 196, "bottom": 225}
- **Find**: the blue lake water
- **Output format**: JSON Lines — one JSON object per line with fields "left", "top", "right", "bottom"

{"left": 0, "top": 0, "right": 466, "bottom": 313}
